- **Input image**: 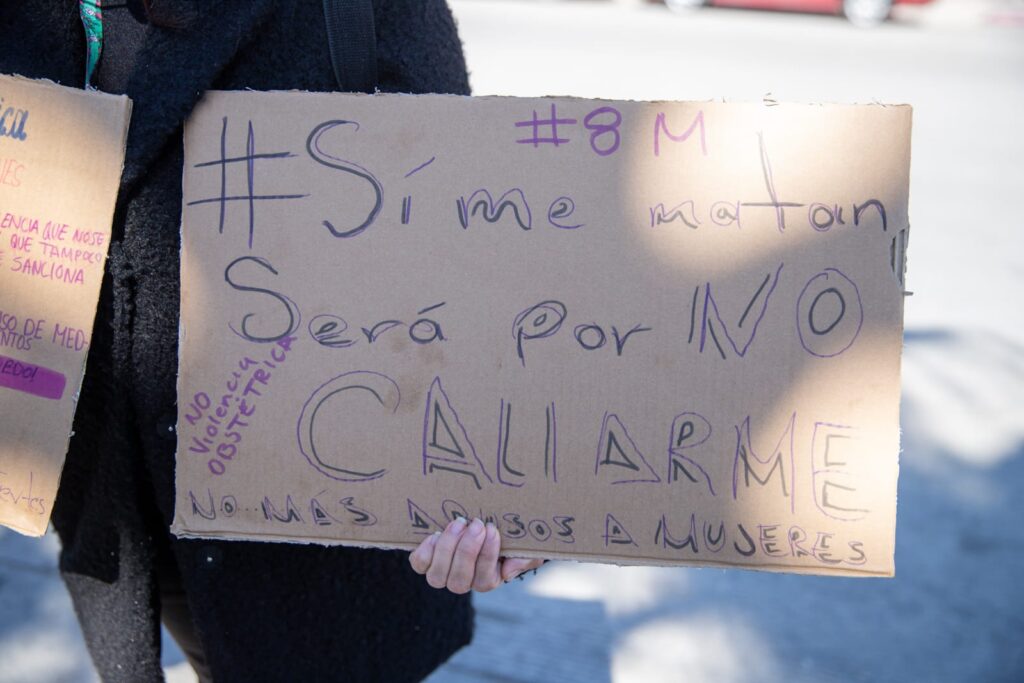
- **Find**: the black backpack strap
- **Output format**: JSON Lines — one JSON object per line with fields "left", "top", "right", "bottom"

{"left": 323, "top": 0, "right": 378, "bottom": 92}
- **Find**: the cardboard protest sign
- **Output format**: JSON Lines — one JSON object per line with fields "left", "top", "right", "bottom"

{"left": 172, "top": 92, "right": 911, "bottom": 576}
{"left": 0, "top": 75, "right": 131, "bottom": 536}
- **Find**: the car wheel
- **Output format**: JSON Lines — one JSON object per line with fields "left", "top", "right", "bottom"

{"left": 665, "top": 0, "right": 707, "bottom": 13}
{"left": 843, "top": 0, "right": 892, "bottom": 26}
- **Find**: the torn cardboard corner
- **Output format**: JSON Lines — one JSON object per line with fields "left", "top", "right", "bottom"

{"left": 0, "top": 74, "right": 132, "bottom": 536}
{"left": 173, "top": 91, "right": 911, "bottom": 577}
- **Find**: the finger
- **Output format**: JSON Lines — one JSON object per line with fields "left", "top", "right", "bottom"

{"left": 408, "top": 531, "right": 440, "bottom": 575}
{"left": 425, "top": 516, "right": 468, "bottom": 589}
{"left": 446, "top": 518, "right": 487, "bottom": 594}
{"left": 472, "top": 522, "right": 502, "bottom": 592}
{"left": 501, "top": 557, "right": 546, "bottom": 583}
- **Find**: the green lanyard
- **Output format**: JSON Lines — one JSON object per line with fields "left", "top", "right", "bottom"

{"left": 79, "top": 0, "right": 104, "bottom": 89}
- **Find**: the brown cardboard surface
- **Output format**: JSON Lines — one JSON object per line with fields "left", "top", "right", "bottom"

{"left": 172, "top": 92, "right": 911, "bottom": 577}
{"left": 0, "top": 75, "right": 131, "bottom": 536}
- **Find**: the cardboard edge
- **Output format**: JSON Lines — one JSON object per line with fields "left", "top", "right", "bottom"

{"left": 211, "top": 88, "right": 914, "bottom": 111}
{"left": 889, "top": 106, "right": 914, "bottom": 582}
{"left": 170, "top": 525, "right": 893, "bottom": 578}
{"left": 170, "top": 125, "right": 190, "bottom": 538}
{"left": 0, "top": 515, "right": 48, "bottom": 538}
{"left": 1, "top": 73, "right": 132, "bottom": 107}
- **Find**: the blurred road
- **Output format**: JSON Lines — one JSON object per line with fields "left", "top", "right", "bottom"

{"left": 2, "top": 1, "right": 1022, "bottom": 682}
{"left": 431, "top": 3, "right": 1024, "bottom": 683}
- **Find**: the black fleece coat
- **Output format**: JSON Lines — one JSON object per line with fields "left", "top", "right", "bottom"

{"left": 0, "top": 1, "right": 474, "bottom": 680}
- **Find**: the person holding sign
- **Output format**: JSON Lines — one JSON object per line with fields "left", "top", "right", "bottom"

{"left": 410, "top": 516, "right": 544, "bottom": 593}
{"left": 0, "top": 1, "right": 541, "bottom": 681}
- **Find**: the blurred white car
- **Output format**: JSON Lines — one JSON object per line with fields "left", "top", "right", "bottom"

{"left": 661, "top": 0, "right": 933, "bottom": 26}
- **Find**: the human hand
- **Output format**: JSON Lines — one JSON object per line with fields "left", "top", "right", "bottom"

{"left": 408, "top": 516, "right": 546, "bottom": 594}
